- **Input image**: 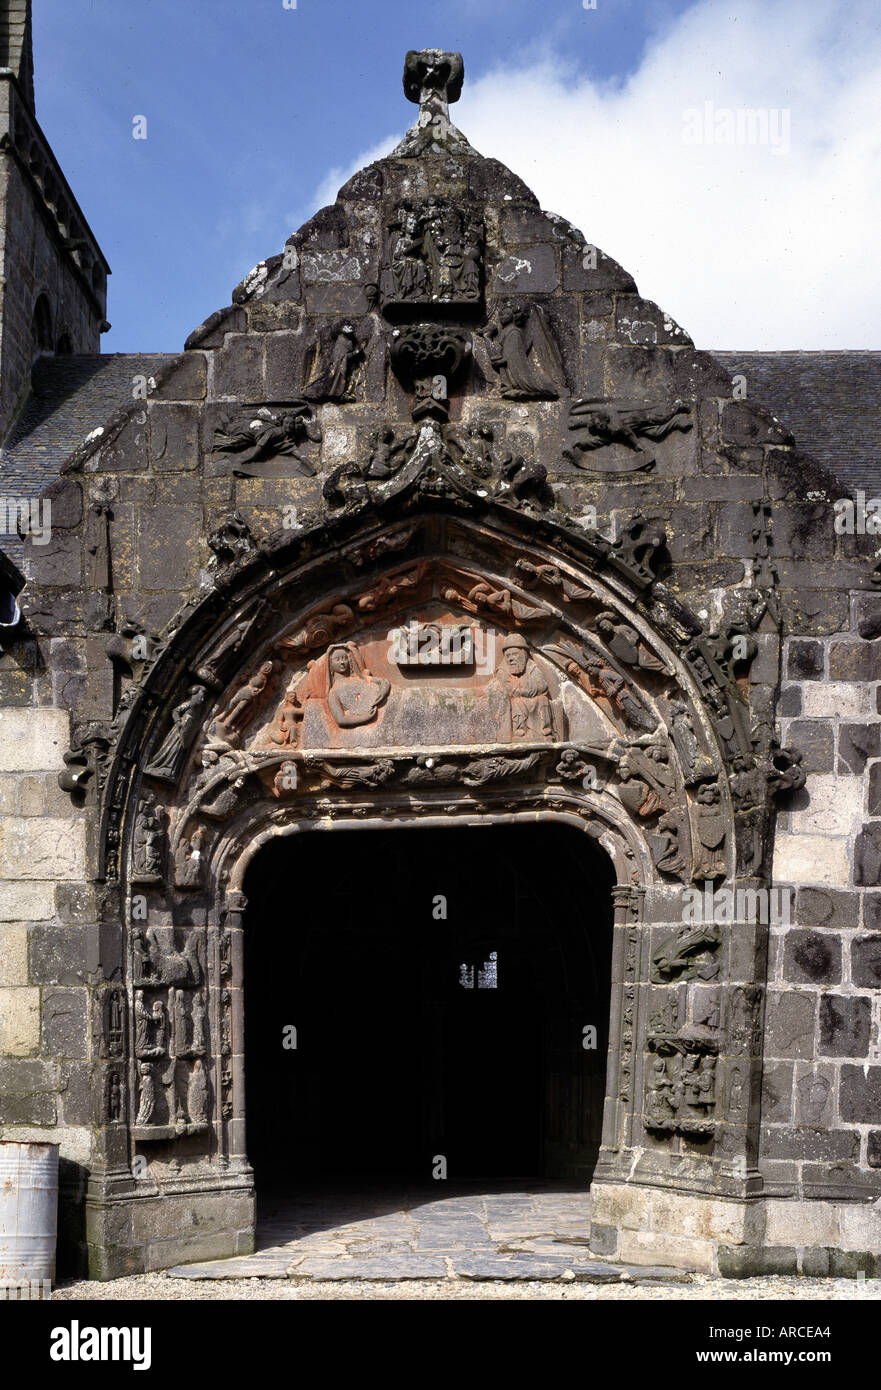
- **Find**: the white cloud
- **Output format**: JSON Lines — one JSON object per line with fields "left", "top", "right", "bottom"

{"left": 305, "top": 133, "right": 404, "bottom": 221}
{"left": 309, "top": 0, "right": 881, "bottom": 350}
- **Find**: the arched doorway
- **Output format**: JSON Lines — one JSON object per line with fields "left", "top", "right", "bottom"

{"left": 242, "top": 820, "right": 614, "bottom": 1201}
{"left": 88, "top": 502, "right": 789, "bottom": 1275}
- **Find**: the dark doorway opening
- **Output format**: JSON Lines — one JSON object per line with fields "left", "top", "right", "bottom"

{"left": 242, "top": 821, "right": 614, "bottom": 1193}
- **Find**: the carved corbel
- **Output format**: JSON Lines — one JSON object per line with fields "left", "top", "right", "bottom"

{"left": 58, "top": 722, "right": 112, "bottom": 804}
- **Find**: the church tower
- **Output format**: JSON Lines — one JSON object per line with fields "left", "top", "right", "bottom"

{"left": 0, "top": 0, "right": 109, "bottom": 440}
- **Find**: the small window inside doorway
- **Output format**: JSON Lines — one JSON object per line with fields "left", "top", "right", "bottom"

{"left": 458, "top": 950, "right": 498, "bottom": 990}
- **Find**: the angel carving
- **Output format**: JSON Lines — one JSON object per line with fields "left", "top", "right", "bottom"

{"left": 481, "top": 302, "right": 564, "bottom": 400}
{"left": 565, "top": 398, "right": 692, "bottom": 471}
{"left": 212, "top": 403, "right": 320, "bottom": 474}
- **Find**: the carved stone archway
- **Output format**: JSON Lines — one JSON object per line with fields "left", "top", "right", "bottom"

{"left": 85, "top": 498, "right": 798, "bottom": 1270}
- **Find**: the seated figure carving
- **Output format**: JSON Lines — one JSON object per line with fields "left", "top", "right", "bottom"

{"left": 306, "top": 643, "right": 391, "bottom": 729}
{"left": 488, "top": 634, "right": 563, "bottom": 741}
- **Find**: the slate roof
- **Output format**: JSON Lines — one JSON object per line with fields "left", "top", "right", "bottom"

{"left": 711, "top": 351, "right": 881, "bottom": 494}
{"left": 0, "top": 353, "right": 177, "bottom": 494}
{"left": 0, "top": 353, "right": 176, "bottom": 572}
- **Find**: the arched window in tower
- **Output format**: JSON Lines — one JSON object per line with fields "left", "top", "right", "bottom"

{"left": 32, "top": 293, "right": 53, "bottom": 353}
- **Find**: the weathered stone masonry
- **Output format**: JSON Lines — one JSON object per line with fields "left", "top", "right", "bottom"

{"left": 0, "top": 41, "right": 878, "bottom": 1278}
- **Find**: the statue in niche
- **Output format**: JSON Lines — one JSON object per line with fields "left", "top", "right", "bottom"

{"left": 584, "top": 655, "right": 656, "bottom": 732}
{"left": 145, "top": 685, "right": 208, "bottom": 782}
{"left": 488, "top": 634, "right": 561, "bottom": 741}
{"left": 189, "top": 993, "right": 206, "bottom": 1056}
{"left": 303, "top": 320, "right": 364, "bottom": 402}
{"left": 681, "top": 1055, "right": 703, "bottom": 1111}
{"left": 646, "top": 1057, "right": 677, "bottom": 1127}
{"left": 694, "top": 1057, "right": 717, "bottom": 1114}
{"left": 306, "top": 644, "right": 390, "bottom": 729}
{"left": 174, "top": 824, "right": 209, "bottom": 889}
{"left": 105, "top": 992, "right": 124, "bottom": 1056}
{"left": 481, "top": 302, "right": 562, "bottom": 400}
{"left": 594, "top": 611, "right": 670, "bottom": 674}
{"left": 134, "top": 991, "right": 167, "bottom": 1059}
{"left": 425, "top": 200, "right": 480, "bottom": 300}
{"left": 565, "top": 397, "right": 692, "bottom": 470}
{"left": 212, "top": 404, "right": 320, "bottom": 474}
{"left": 391, "top": 208, "right": 431, "bottom": 299}
{"left": 666, "top": 696, "right": 704, "bottom": 778}
{"left": 107, "top": 1071, "right": 122, "bottom": 1123}
{"left": 131, "top": 792, "right": 164, "bottom": 883}
{"left": 727, "top": 1066, "right": 746, "bottom": 1119}
{"left": 136, "top": 1062, "right": 156, "bottom": 1126}
{"left": 223, "top": 661, "right": 274, "bottom": 734}
{"left": 187, "top": 1059, "right": 209, "bottom": 1125}
{"left": 388, "top": 197, "right": 481, "bottom": 304}
{"left": 693, "top": 780, "right": 727, "bottom": 879}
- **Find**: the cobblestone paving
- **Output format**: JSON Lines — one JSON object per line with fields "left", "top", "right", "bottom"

{"left": 164, "top": 1184, "right": 689, "bottom": 1284}
{"left": 49, "top": 1184, "right": 881, "bottom": 1299}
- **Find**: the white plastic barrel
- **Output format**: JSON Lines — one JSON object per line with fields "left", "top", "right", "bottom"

{"left": 0, "top": 1141, "right": 59, "bottom": 1291}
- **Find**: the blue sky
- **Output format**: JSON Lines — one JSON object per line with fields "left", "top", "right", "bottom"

{"left": 32, "top": 0, "right": 881, "bottom": 351}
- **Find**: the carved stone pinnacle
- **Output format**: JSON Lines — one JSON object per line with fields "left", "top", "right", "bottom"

{"left": 403, "top": 49, "right": 464, "bottom": 109}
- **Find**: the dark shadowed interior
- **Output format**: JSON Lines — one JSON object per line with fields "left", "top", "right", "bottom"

{"left": 242, "top": 822, "right": 615, "bottom": 1192}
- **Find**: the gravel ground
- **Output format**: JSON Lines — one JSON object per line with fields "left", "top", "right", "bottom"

{"left": 51, "top": 1272, "right": 881, "bottom": 1301}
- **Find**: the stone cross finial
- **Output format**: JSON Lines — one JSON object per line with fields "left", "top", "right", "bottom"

{"left": 403, "top": 49, "right": 464, "bottom": 110}
{"left": 396, "top": 50, "right": 473, "bottom": 158}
